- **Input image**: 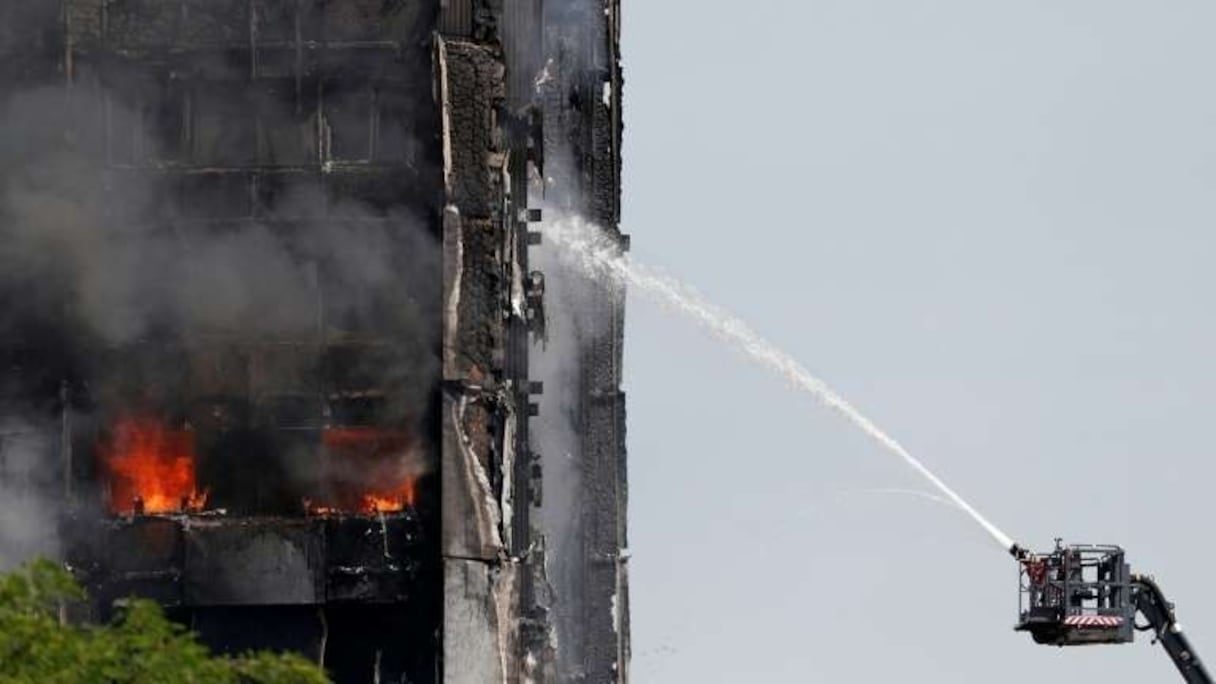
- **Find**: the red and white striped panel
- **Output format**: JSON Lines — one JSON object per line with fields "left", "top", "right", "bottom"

{"left": 1064, "top": 615, "right": 1124, "bottom": 629}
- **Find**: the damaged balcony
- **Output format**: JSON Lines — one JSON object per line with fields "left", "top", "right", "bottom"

{"left": 67, "top": 512, "right": 427, "bottom": 609}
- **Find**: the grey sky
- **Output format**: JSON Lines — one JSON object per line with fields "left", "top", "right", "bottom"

{"left": 621, "top": 2, "right": 1216, "bottom": 681}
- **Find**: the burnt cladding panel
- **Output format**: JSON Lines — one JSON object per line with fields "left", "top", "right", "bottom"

{"left": 325, "top": 514, "right": 425, "bottom": 602}
{"left": 183, "top": 520, "right": 324, "bottom": 605}
{"left": 105, "top": 518, "right": 184, "bottom": 575}
{"left": 81, "top": 518, "right": 186, "bottom": 608}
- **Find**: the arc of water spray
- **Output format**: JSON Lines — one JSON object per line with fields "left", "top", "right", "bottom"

{"left": 544, "top": 217, "right": 1021, "bottom": 556}
{"left": 838, "top": 487, "right": 962, "bottom": 512}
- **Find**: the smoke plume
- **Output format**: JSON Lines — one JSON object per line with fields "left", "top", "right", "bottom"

{"left": 0, "top": 80, "right": 440, "bottom": 547}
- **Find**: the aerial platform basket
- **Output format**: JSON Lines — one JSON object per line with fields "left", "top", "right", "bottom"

{"left": 1015, "top": 541, "right": 1135, "bottom": 646}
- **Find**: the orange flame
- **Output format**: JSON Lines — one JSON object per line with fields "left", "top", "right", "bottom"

{"left": 101, "top": 417, "right": 208, "bottom": 515}
{"left": 361, "top": 478, "right": 417, "bottom": 514}
{"left": 315, "top": 427, "right": 420, "bottom": 516}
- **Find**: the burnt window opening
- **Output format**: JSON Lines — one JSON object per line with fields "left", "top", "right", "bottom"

{"left": 52, "top": 213, "right": 440, "bottom": 520}
{"left": 105, "top": 0, "right": 182, "bottom": 50}
{"left": 193, "top": 81, "right": 257, "bottom": 166}
{"left": 179, "top": 0, "right": 250, "bottom": 46}
{"left": 102, "top": 75, "right": 190, "bottom": 165}
{"left": 324, "top": 80, "right": 426, "bottom": 166}
{"left": 374, "top": 87, "right": 422, "bottom": 165}
{"left": 324, "top": 81, "right": 375, "bottom": 162}
{"left": 104, "top": 89, "right": 142, "bottom": 167}
{"left": 147, "top": 87, "right": 190, "bottom": 163}
{"left": 83, "top": 339, "right": 435, "bottom": 519}
{"left": 321, "top": 0, "right": 418, "bottom": 42}
{"left": 252, "top": 0, "right": 302, "bottom": 43}
{"left": 255, "top": 79, "right": 318, "bottom": 166}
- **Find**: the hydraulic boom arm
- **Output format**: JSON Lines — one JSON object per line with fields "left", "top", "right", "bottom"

{"left": 1132, "top": 575, "right": 1211, "bottom": 684}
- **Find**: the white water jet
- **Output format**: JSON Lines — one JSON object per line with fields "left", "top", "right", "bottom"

{"left": 544, "top": 216, "right": 1017, "bottom": 553}
{"left": 836, "top": 487, "right": 962, "bottom": 512}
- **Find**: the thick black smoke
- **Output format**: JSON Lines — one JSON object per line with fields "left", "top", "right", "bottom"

{"left": 0, "top": 81, "right": 440, "bottom": 528}
{"left": 1, "top": 87, "right": 438, "bottom": 350}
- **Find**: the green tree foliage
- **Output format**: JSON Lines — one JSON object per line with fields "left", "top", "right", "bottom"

{"left": 0, "top": 560, "right": 329, "bottom": 684}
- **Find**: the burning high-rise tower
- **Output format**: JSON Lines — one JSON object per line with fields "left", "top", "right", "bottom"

{"left": 0, "top": 1, "right": 626, "bottom": 682}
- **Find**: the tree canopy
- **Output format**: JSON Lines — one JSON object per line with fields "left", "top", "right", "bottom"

{"left": 0, "top": 560, "right": 329, "bottom": 684}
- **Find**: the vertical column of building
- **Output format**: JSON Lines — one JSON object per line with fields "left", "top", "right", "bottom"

{"left": 493, "top": 1, "right": 559, "bottom": 681}
{"left": 528, "top": 0, "right": 629, "bottom": 681}
{"left": 572, "top": 3, "right": 628, "bottom": 681}
{"left": 436, "top": 19, "right": 530, "bottom": 682}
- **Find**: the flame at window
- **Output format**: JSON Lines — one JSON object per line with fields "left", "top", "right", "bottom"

{"left": 362, "top": 478, "right": 418, "bottom": 514}
{"left": 101, "top": 417, "right": 208, "bottom": 515}
{"left": 317, "top": 427, "right": 421, "bottom": 515}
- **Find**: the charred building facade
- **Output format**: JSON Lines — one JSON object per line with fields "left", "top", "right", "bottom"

{"left": 0, "top": 1, "right": 625, "bottom": 683}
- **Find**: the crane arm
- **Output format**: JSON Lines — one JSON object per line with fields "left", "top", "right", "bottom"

{"left": 1132, "top": 574, "right": 1212, "bottom": 684}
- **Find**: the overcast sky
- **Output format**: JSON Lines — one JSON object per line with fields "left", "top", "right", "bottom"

{"left": 621, "top": 2, "right": 1216, "bottom": 681}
